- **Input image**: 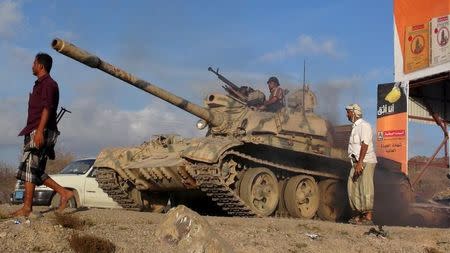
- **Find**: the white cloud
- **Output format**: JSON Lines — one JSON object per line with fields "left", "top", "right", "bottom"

{"left": 0, "top": 97, "right": 27, "bottom": 148}
{"left": 0, "top": 43, "right": 35, "bottom": 97}
{"left": 365, "top": 67, "right": 392, "bottom": 81}
{"left": 7, "top": 43, "right": 34, "bottom": 64}
{"left": 0, "top": 72, "right": 205, "bottom": 163}
{"left": 259, "top": 35, "right": 342, "bottom": 62}
{"left": 0, "top": 97, "right": 202, "bottom": 162}
{"left": 56, "top": 95, "right": 202, "bottom": 158}
{"left": 0, "top": 0, "right": 23, "bottom": 39}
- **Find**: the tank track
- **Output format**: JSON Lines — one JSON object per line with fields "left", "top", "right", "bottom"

{"left": 96, "top": 150, "right": 344, "bottom": 216}
{"left": 96, "top": 168, "right": 142, "bottom": 210}
{"left": 187, "top": 163, "right": 258, "bottom": 217}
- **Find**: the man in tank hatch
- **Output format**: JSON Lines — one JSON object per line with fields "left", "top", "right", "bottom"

{"left": 258, "top": 76, "right": 285, "bottom": 112}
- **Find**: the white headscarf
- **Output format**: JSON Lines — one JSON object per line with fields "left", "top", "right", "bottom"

{"left": 345, "top": 103, "right": 362, "bottom": 117}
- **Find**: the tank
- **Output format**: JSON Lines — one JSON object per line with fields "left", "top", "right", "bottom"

{"left": 52, "top": 38, "right": 351, "bottom": 221}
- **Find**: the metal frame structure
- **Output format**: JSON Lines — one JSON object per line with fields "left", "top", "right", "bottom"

{"left": 408, "top": 71, "right": 450, "bottom": 186}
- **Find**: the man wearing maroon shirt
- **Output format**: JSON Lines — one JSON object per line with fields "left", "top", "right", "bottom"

{"left": 10, "top": 53, "right": 74, "bottom": 217}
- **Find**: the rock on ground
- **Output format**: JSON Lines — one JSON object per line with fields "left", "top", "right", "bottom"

{"left": 157, "top": 205, "right": 234, "bottom": 253}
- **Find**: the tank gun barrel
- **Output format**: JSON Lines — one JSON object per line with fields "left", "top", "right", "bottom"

{"left": 51, "top": 38, "right": 223, "bottom": 127}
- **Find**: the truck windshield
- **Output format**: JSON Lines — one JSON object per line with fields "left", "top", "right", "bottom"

{"left": 59, "top": 159, "right": 95, "bottom": 175}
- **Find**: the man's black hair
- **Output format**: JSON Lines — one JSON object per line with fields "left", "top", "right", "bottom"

{"left": 35, "top": 52, "right": 53, "bottom": 73}
{"left": 267, "top": 76, "right": 280, "bottom": 86}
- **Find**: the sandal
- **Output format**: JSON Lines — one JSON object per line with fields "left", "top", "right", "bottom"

{"left": 356, "top": 219, "right": 374, "bottom": 226}
{"left": 348, "top": 216, "right": 361, "bottom": 224}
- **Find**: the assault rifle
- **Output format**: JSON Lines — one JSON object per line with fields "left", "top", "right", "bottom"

{"left": 40, "top": 107, "right": 71, "bottom": 160}
{"left": 56, "top": 107, "right": 71, "bottom": 124}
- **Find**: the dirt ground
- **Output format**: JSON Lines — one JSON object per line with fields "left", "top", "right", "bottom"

{"left": 0, "top": 204, "right": 449, "bottom": 253}
{"left": 2, "top": 159, "right": 449, "bottom": 252}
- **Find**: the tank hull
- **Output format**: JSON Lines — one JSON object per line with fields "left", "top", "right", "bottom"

{"left": 94, "top": 134, "right": 351, "bottom": 219}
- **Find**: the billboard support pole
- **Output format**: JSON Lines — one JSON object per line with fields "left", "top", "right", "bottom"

{"left": 412, "top": 136, "right": 448, "bottom": 187}
{"left": 411, "top": 96, "right": 449, "bottom": 186}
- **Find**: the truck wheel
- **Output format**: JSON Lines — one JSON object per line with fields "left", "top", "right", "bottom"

{"left": 50, "top": 192, "right": 77, "bottom": 209}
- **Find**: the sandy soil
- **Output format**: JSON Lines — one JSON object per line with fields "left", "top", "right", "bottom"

{"left": 1, "top": 204, "right": 449, "bottom": 253}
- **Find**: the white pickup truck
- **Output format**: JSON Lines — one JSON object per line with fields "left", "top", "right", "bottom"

{"left": 41, "top": 158, "right": 121, "bottom": 209}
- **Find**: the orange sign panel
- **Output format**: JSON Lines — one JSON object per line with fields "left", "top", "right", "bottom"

{"left": 376, "top": 83, "right": 408, "bottom": 174}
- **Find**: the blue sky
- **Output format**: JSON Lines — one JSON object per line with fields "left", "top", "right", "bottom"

{"left": 0, "top": 0, "right": 441, "bottom": 166}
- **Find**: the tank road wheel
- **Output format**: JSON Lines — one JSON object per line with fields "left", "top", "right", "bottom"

{"left": 239, "top": 167, "right": 279, "bottom": 216}
{"left": 317, "top": 179, "right": 349, "bottom": 221}
{"left": 284, "top": 175, "right": 320, "bottom": 219}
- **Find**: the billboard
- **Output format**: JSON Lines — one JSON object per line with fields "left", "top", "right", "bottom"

{"left": 404, "top": 23, "right": 430, "bottom": 73}
{"left": 394, "top": 0, "right": 450, "bottom": 81}
{"left": 431, "top": 15, "right": 450, "bottom": 66}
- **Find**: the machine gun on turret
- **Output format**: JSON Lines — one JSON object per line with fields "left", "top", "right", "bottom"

{"left": 208, "top": 67, "right": 247, "bottom": 101}
{"left": 208, "top": 67, "right": 265, "bottom": 106}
